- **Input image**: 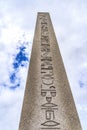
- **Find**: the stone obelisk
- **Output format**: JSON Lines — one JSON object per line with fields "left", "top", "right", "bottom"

{"left": 18, "top": 12, "right": 82, "bottom": 130}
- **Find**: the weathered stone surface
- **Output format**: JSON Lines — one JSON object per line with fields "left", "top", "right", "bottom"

{"left": 18, "top": 12, "right": 82, "bottom": 130}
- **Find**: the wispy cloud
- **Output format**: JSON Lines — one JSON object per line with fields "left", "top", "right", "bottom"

{"left": 0, "top": 36, "right": 32, "bottom": 130}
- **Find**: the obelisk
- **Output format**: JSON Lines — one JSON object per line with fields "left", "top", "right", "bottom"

{"left": 18, "top": 12, "right": 82, "bottom": 130}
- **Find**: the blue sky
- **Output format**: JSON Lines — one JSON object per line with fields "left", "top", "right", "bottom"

{"left": 0, "top": 0, "right": 87, "bottom": 130}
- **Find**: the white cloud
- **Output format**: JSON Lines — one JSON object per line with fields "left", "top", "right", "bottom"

{"left": 0, "top": 88, "right": 24, "bottom": 130}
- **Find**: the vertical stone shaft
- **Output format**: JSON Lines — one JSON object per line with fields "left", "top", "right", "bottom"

{"left": 18, "top": 13, "right": 82, "bottom": 130}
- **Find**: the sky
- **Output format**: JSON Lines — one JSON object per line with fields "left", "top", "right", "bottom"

{"left": 0, "top": 0, "right": 87, "bottom": 130}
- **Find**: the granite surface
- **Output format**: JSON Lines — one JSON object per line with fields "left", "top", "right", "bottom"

{"left": 18, "top": 12, "right": 82, "bottom": 130}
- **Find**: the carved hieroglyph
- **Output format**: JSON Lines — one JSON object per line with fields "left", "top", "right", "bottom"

{"left": 18, "top": 12, "right": 82, "bottom": 130}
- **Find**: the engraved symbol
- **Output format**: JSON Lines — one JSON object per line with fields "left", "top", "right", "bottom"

{"left": 41, "top": 35, "right": 49, "bottom": 43}
{"left": 41, "top": 57, "right": 52, "bottom": 61}
{"left": 42, "top": 79, "right": 54, "bottom": 85}
{"left": 50, "top": 86, "right": 56, "bottom": 97}
{"left": 41, "top": 91, "right": 47, "bottom": 97}
{"left": 41, "top": 86, "right": 56, "bottom": 97}
{"left": 51, "top": 91, "right": 56, "bottom": 97}
{"left": 41, "top": 103, "right": 58, "bottom": 108}
{"left": 41, "top": 45, "right": 50, "bottom": 52}
{"left": 46, "top": 97, "right": 52, "bottom": 103}
{"left": 41, "top": 120, "right": 60, "bottom": 126}
{"left": 46, "top": 109, "right": 55, "bottom": 120}
{"left": 40, "top": 17, "right": 47, "bottom": 23}
{"left": 41, "top": 65, "right": 53, "bottom": 70}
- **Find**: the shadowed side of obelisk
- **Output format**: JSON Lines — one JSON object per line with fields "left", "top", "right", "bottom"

{"left": 18, "top": 12, "right": 82, "bottom": 130}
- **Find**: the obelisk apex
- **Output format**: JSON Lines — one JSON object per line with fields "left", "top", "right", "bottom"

{"left": 18, "top": 12, "right": 82, "bottom": 130}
